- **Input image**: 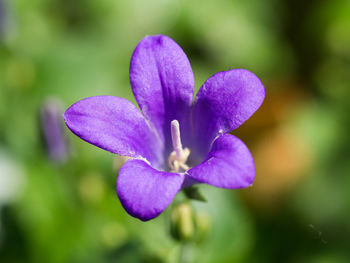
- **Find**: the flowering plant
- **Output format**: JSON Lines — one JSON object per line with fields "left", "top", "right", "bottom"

{"left": 64, "top": 35, "right": 265, "bottom": 221}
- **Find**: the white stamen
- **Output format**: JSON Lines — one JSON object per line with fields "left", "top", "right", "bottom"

{"left": 171, "top": 120, "right": 183, "bottom": 160}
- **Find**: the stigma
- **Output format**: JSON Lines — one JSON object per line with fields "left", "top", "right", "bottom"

{"left": 168, "top": 120, "right": 190, "bottom": 173}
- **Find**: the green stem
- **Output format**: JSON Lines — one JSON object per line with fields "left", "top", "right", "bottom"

{"left": 179, "top": 242, "right": 190, "bottom": 263}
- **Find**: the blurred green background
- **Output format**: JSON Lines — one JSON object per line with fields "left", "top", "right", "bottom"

{"left": 1, "top": 0, "right": 350, "bottom": 262}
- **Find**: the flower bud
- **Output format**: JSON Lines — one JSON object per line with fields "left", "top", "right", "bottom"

{"left": 170, "top": 202, "right": 194, "bottom": 241}
{"left": 0, "top": 0, "right": 11, "bottom": 41}
{"left": 0, "top": 0, "right": 4, "bottom": 38}
{"left": 39, "top": 97, "right": 69, "bottom": 164}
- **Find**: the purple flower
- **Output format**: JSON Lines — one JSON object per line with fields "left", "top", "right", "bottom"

{"left": 64, "top": 35, "right": 265, "bottom": 221}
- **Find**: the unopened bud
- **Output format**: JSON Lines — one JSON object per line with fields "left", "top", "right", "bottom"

{"left": 39, "top": 97, "right": 69, "bottom": 164}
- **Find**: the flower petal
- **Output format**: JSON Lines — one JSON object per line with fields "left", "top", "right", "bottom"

{"left": 64, "top": 96, "right": 163, "bottom": 167}
{"left": 129, "top": 35, "right": 194, "bottom": 152}
{"left": 187, "top": 134, "right": 255, "bottom": 189}
{"left": 192, "top": 69, "right": 265, "bottom": 155}
{"left": 117, "top": 159, "right": 184, "bottom": 221}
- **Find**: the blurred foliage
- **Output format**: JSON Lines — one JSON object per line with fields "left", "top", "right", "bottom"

{"left": 1, "top": 0, "right": 350, "bottom": 262}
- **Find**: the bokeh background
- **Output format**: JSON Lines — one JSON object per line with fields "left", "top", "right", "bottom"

{"left": 1, "top": 0, "right": 350, "bottom": 262}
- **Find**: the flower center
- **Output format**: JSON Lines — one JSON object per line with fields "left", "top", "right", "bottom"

{"left": 168, "top": 120, "right": 190, "bottom": 173}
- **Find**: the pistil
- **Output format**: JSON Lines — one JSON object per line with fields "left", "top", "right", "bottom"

{"left": 169, "top": 120, "right": 190, "bottom": 173}
{"left": 171, "top": 120, "right": 183, "bottom": 159}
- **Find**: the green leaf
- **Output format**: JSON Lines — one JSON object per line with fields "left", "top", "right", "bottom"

{"left": 183, "top": 186, "right": 207, "bottom": 202}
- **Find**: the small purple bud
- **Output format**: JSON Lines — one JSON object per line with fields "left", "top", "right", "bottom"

{"left": 40, "top": 97, "right": 69, "bottom": 164}
{"left": 0, "top": 0, "right": 13, "bottom": 41}
{"left": 0, "top": 0, "right": 5, "bottom": 37}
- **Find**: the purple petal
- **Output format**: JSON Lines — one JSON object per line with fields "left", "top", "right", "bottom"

{"left": 117, "top": 159, "right": 184, "bottom": 221}
{"left": 64, "top": 96, "right": 163, "bottom": 167}
{"left": 192, "top": 69, "right": 265, "bottom": 156}
{"left": 129, "top": 35, "right": 194, "bottom": 153}
{"left": 187, "top": 134, "right": 255, "bottom": 189}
